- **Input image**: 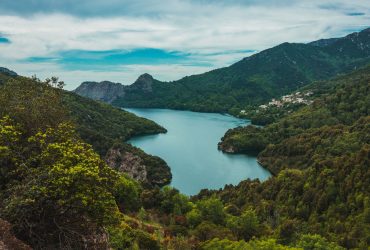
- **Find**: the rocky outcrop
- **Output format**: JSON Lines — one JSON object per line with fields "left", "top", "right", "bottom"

{"left": 74, "top": 73, "right": 155, "bottom": 103}
{"left": 74, "top": 80, "right": 125, "bottom": 103}
{"left": 218, "top": 143, "right": 235, "bottom": 153}
{"left": 0, "top": 67, "right": 17, "bottom": 77}
{"left": 130, "top": 73, "right": 154, "bottom": 92}
{"left": 105, "top": 146, "right": 148, "bottom": 183}
{"left": 104, "top": 143, "right": 171, "bottom": 187}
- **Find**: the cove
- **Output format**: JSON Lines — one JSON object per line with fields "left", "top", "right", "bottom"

{"left": 126, "top": 108, "right": 271, "bottom": 195}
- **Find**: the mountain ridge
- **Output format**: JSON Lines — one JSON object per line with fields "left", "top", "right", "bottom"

{"left": 74, "top": 28, "right": 370, "bottom": 114}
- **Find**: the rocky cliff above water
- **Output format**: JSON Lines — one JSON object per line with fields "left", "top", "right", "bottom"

{"left": 74, "top": 80, "right": 125, "bottom": 103}
{"left": 74, "top": 73, "right": 155, "bottom": 104}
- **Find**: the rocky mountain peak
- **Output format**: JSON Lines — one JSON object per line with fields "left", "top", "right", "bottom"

{"left": 132, "top": 73, "right": 154, "bottom": 92}
{"left": 0, "top": 67, "right": 18, "bottom": 77}
{"left": 74, "top": 80, "right": 125, "bottom": 103}
{"left": 135, "top": 73, "right": 154, "bottom": 84}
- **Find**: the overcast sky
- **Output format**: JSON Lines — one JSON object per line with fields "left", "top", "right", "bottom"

{"left": 0, "top": 0, "right": 369, "bottom": 89}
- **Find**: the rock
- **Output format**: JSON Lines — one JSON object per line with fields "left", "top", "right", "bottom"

{"left": 74, "top": 80, "right": 125, "bottom": 103}
{"left": 131, "top": 73, "right": 153, "bottom": 92}
{"left": 217, "top": 142, "right": 235, "bottom": 153}
{"left": 73, "top": 73, "right": 154, "bottom": 103}
{"left": 105, "top": 147, "right": 148, "bottom": 183}
{"left": 0, "top": 67, "right": 17, "bottom": 77}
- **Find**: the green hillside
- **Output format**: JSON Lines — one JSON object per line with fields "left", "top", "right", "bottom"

{"left": 0, "top": 73, "right": 171, "bottom": 187}
{"left": 218, "top": 65, "right": 370, "bottom": 163}
{"left": 108, "top": 28, "right": 370, "bottom": 113}
{"left": 1, "top": 66, "right": 368, "bottom": 249}
{"left": 189, "top": 66, "right": 369, "bottom": 248}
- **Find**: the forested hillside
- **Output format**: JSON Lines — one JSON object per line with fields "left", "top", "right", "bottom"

{"left": 0, "top": 64, "right": 368, "bottom": 249}
{"left": 0, "top": 72, "right": 171, "bottom": 187}
{"left": 204, "top": 65, "right": 370, "bottom": 248}
{"left": 75, "top": 28, "right": 370, "bottom": 114}
{"left": 219, "top": 65, "right": 370, "bottom": 159}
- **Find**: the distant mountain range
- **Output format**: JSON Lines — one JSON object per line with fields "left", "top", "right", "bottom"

{"left": 74, "top": 28, "right": 370, "bottom": 113}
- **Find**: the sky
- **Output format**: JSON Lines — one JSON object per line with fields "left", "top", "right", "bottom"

{"left": 0, "top": 0, "right": 369, "bottom": 90}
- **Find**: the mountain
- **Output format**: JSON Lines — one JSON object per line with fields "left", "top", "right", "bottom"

{"left": 74, "top": 72, "right": 156, "bottom": 103}
{"left": 74, "top": 80, "right": 125, "bottom": 103}
{"left": 0, "top": 67, "right": 17, "bottom": 77}
{"left": 75, "top": 28, "right": 370, "bottom": 114}
{"left": 0, "top": 69, "right": 171, "bottom": 187}
{"left": 218, "top": 64, "right": 370, "bottom": 173}
{"left": 203, "top": 65, "right": 370, "bottom": 248}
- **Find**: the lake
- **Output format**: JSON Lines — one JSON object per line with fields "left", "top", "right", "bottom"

{"left": 126, "top": 108, "right": 271, "bottom": 195}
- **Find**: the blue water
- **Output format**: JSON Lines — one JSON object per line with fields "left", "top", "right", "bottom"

{"left": 126, "top": 108, "right": 271, "bottom": 195}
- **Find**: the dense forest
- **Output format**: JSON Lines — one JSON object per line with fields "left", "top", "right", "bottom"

{"left": 1, "top": 32, "right": 370, "bottom": 250}
{"left": 0, "top": 72, "right": 171, "bottom": 188}
{"left": 213, "top": 65, "right": 370, "bottom": 248}
{"left": 1, "top": 62, "right": 368, "bottom": 249}
{"left": 75, "top": 28, "right": 370, "bottom": 115}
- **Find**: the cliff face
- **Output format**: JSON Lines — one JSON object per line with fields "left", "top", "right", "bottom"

{"left": 74, "top": 80, "right": 125, "bottom": 103}
{"left": 0, "top": 67, "right": 18, "bottom": 77}
{"left": 105, "top": 147, "right": 148, "bottom": 183}
{"left": 130, "top": 73, "right": 154, "bottom": 92}
{"left": 74, "top": 73, "right": 154, "bottom": 103}
{"left": 104, "top": 144, "right": 171, "bottom": 187}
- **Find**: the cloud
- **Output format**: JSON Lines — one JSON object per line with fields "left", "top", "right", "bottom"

{"left": 26, "top": 48, "right": 199, "bottom": 68}
{"left": 0, "top": 0, "right": 369, "bottom": 89}
{"left": 0, "top": 37, "right": 10, "bottom": 43}
{"left": 0, "top": 0, "right": 308, "bottom": 17}
{"left": 347, "top": 12, "right": 366, "bottom": 16}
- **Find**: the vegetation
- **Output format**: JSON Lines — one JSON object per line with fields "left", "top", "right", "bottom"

{"left": 0, "top": 73, "right": 171, "bottom": 187}
{"left": 64, "top": 92, "right": 166, "bottom": 156}
{"left": 0, "top": 30, "right": 369, "bottom": 248}
{"left": 210, "top": 65, "right": 370, "bottom": 248}
{"left": 0, "top": 75, "right": 170, "bottom": 249}
{"left": 219, "top": 65, "right": 370, "bottom": 159}
{"left": 108, "top": 28, "right": 370, "bottom": 114}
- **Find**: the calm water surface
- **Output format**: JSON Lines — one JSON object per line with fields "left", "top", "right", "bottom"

{"left": 126, "top": 108, "right": 271, "bottom": 195}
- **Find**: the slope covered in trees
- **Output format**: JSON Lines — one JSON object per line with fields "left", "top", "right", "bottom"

{"left": 1, "top": 65, "right": 368, "bottom": 249}
{"left": 0, "top": 72, "right": 171, "bottom": 187}
{"left": 197, "top": 65, "right": 370, "bottom": 248}
{"left": 75, "top": 28, "right": 370, "bottom": 114}
{"left": 219, "top": 65, "right": 370, "bottom": 160}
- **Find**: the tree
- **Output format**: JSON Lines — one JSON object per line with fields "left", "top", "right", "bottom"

{"left": 226, "top": 209, "right": 259, "bottom": 241}
{"left": 114, "top": 174, "right": 142, "bottom": 212}
{"left": 1, "top": 122, "right": 121, "bottom": 248}
{"left": 197, "top": 196, "right": 226, "bottom": 225}
{"left": 0, "top": 76, "right": 67, "bottom": 136}
{"left": 296, "top": 234, "right": 345, "bottom": 250}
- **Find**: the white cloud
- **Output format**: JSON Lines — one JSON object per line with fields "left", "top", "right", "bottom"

{"left": 0, "top": 0, "right": 369, "bottom": 89}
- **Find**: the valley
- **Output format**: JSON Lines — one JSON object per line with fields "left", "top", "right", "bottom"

{"left": 126, "top": 108, "right": 270, "bottom": 195}
{"left": 0, "top": 24, "right": 369, "bottom": 249}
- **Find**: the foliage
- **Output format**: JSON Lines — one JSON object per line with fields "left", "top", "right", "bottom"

{"left": 196, "top": 196, "right": 226, "bottom": 225}
{"left": 0, "top": 75, "right": 166, "bottom": 249}
{"left": 0, "top": 120, "right": 120, "bottom": 248}
{"left": 0, "top": 72, "right": 172, "bottom": 187}
{"left": 219, "top": 65, "right": 370, "bottom": 161}
{"left": 199, "top": 66, "right": 370, "bottom": 248}
{"left": 114, "top": 174, "right": 142, "bottom": 212}
{"left": 110, "top": 28, "right": 370, "bottom": 114}
{"left": 0, "top": 76, "right": 67, "bottom": 136}
{"left": 63, "top": 92, "right": 166, "bottom": 156}
{"left": 201, "top": 238, "right": 302, "bottom": 250}
{"left": 226, "top": 209, "right": 259, "bottom": 241}
{"left": 296, "top": 234, "right": 345, "bottom": 250}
